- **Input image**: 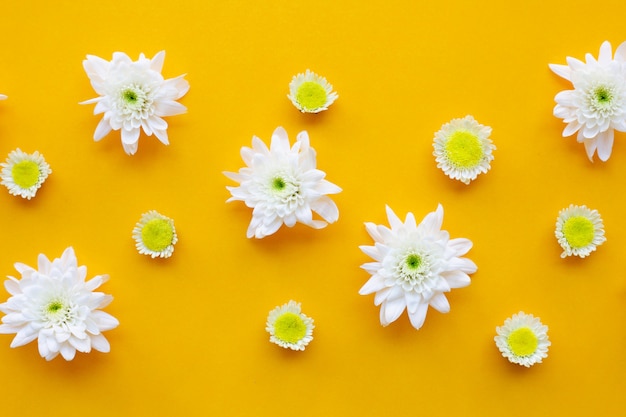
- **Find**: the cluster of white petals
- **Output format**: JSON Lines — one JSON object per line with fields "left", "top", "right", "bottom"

{"left": 81, "top": 51, "right": 189, "bottom": 155}
{"left": 550, "top": 41, "right": 626, "bottom": 161}
{"left": 224, "top": 127, "right": 342, "bottom": 238}
{"left": 0, "top": 247, "right": 119, "bottom": 361}
{"left": 359, "top": 205, "right": 476, "bottom": 330}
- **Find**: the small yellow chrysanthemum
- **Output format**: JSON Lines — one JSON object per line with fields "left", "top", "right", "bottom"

{"left": 0, "top": 148, "right": 52, "bottom": 199}
{"left": 555, "top": 204, "right": 606, "bottom": 258}
{"left": 132, "top": 210, "right": 178, "bottom": 258}
{"left": 495, "top": 311, "right": 550, "bottom": 367}
{"left": 288, "top": 69, "right": 338, "bottom": 113}
{"left": 265, "top": 300, "right": 314, "bottom": 351}
{"left": 433, "top": 115, "right": 495, "bottom": 184}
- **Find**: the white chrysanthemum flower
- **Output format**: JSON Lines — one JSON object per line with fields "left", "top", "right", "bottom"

{"left": 287, "top": 69, "right": 338, "bottom": 113}
{"left": 433, "top": 115, "right": 495, "bottom": 184}
{"left": 555, "top": 204, "right": 606, "bottom": 258}
{"left": 0, "top": 148, "right": 52, "bottom": 199}
{"left": 81, "top": 51, "right": 190, "bottom": 155}
{"left": 549, "top": 41, "right": 626, "bottom": 161}
{"left": 0, "top": 247, "right": 119, "bottom": 361}
{"left": 359, "top": 205, "right": 477, "bottom": 330}
{"left": 132, "top": 210, "right": 178, "bottom": 259}
{"left": 265, "top": 300, "right": 314, "bottom": 351}
{"left": 224, "top": 127, "right": 342, "bottom": 239}
{"left": 495, "top": 311, "right": 550, "bottom": 367}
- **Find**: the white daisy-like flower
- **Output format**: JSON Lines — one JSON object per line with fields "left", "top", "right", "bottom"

{"left": 265, "top": 300, "right": 314, "bottom": 351}
{"left": 224, "top": 126, "right": 342, "bottom": 239}
{"left": 0, "top": 148, "right": 52, "bottom": 199}
{"left": 359, "top": 205, "right": 477, "bottom": 330}
{"left": 433, "top": 115, "right": 495, "bottom": 184}
{"left": 555, "top": 204, "right": 606, "bottom": 258}
{"left": 0, "top": 247, "right": 119, "bottom": 361}
{"left": 495, "top": 311, "right": 550, "bottom": 367}
{"left": 287, "top": 69, "right": 338, "bottom": 113}
{"left": 81, "top": 51, "right": 190, "bottom": 155}
{"left": 549, "top": 41, "right": 626, "bottom": 161}
{"left": 132, "top": 210, "right": 178, "bottom": 258}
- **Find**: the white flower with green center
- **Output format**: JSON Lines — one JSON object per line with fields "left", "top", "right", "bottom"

{"left": 494, "top": 311, "right": 550, "bottom": 367}
{"left": 265, "top": 300, "right": 314, "bottom": 351}
{"left": 0, "top": 247, "right": 119, "bottom": 361}
{"left": 555, "top": 204, "right": 606, "bottom": 258}
{"left": 132, "top": 210, "right": 178, "bottom": 258}
{"left": 224, "top": 127, "right": 342, "bottom": 239}
{"left": 81, "top": 51, "right": 190, "bottom": 155}
{"left": 359, "top": 205, "right": 477, "bottom": 330}
{"left": 0, "top": 148, "right": 51, "bottom": 199}
{"left": 288, "top": 69, "right": 338, "bottom": 113}
{"left": 433, "top": 115, "right": 495, "bottom": 185}
{"left": 550, "top": 41, "right": 626, "bottom": 161}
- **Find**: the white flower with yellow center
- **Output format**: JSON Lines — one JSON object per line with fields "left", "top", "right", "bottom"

{"left": 132, "top": 210, "right": 178, "bottom": 258}
{"left": 288, "top": 69, "right": 338, "bottom": 113}
{"left": 495, "top": 311, "right": 550, "bottom": 367}
{"left": 550, "top": 41, "right": 626, "bottom": 161}
{"left": 224, "top": 127, "right": 342, "bottom": 239}
{"left": 0, "top": 247, "right": 119, "bottom": 361}
{"left": 433, "top": 115, "right": 495, "bottom": 185}
{"left": 555, "top": 204, "right": 605, "bottom": 258}
{"left": 266, "top": 300, "right": 314, "bottom": 351}
{"left": 359, "top": 205, "right": 477, "bottom": 330}
{"left": 0, "top": 148, "right": 51, "bottom": 199}
{"left": 81, "top": 51, "right": 189, "bottom": 155}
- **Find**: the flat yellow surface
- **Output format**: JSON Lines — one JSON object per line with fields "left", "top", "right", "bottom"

{"left": 1, "top": 0, "right": 624, "bottom": 415}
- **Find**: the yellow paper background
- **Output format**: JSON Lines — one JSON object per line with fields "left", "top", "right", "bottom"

{"left": 0, "top": 0, "right": 624, "bottom": 415}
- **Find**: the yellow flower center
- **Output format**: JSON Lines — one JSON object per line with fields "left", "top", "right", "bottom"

{"left": 141, "top": 219, "right": 174, "bottom": 252}
{"left": 507, "top": 327, "right": 538, "bottom": 357}
{"left": 11, "top": 160, "right": 40, "bottom": 188}
{"left": 563, "top": 216, "right": 595, "bottom": 249}
{"left": 273, "top": 312, "right": 307, "bottom": 343}
{"left": 295, "top": 81, "right": 327, "bottom": 111}
{"left": 444, "top": 130, "right": 483, "bottom": 168}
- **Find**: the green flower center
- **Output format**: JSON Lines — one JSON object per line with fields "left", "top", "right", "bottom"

{"left": 274, "top": 312, "right": 307, "bottom": 344}
{"left": 119, "top": 84, "right": 150, "bottom": 113}
{"left": 405, "top": 253, "right": 422, "bottom": 270}
{"left": 563, "top": 216, "right": 595, "bottom": 249}
{"left": 123, "top": 89, "right": 138, "bottom": 103}
{"left": 272, "top": 177, "right": 286, "bottom": 191}
{"left": 295, "top": 81, "right": 328, "bottom": 111}
{"left": 507, "top": 327, "right": 538, "bottom": 357}
{"left": 141, "top": 218, "right": 175, "bottom": 252}
{"left": 594, "top": 86, "right": 613, "bottom": 104}
{"left": 46, "top": 301, "right": 63, "bottom": 313}
{"left": 43, "top": 299, "right": 73, "bottom": 325}
{"left": 11, "top": 160, "right": 40, "bottom": 188}
{"left": 444, "top": 130, "right": 484, "bottom": 169}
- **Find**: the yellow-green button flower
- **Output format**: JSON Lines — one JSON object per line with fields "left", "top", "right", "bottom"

{"left": 555, "top": 204, "right": 606, "bottom": 258}
{"left": 132, "top": 210, "right": 178, "bottom": 258}
{"left": 433, "top": 115, "right": 495, "bottom": 184}
{"left": 495, "top": 311, "right": 550, "bottom": 368}
{"left": 0, "top": 148, "right": 52, "bottom": 200}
